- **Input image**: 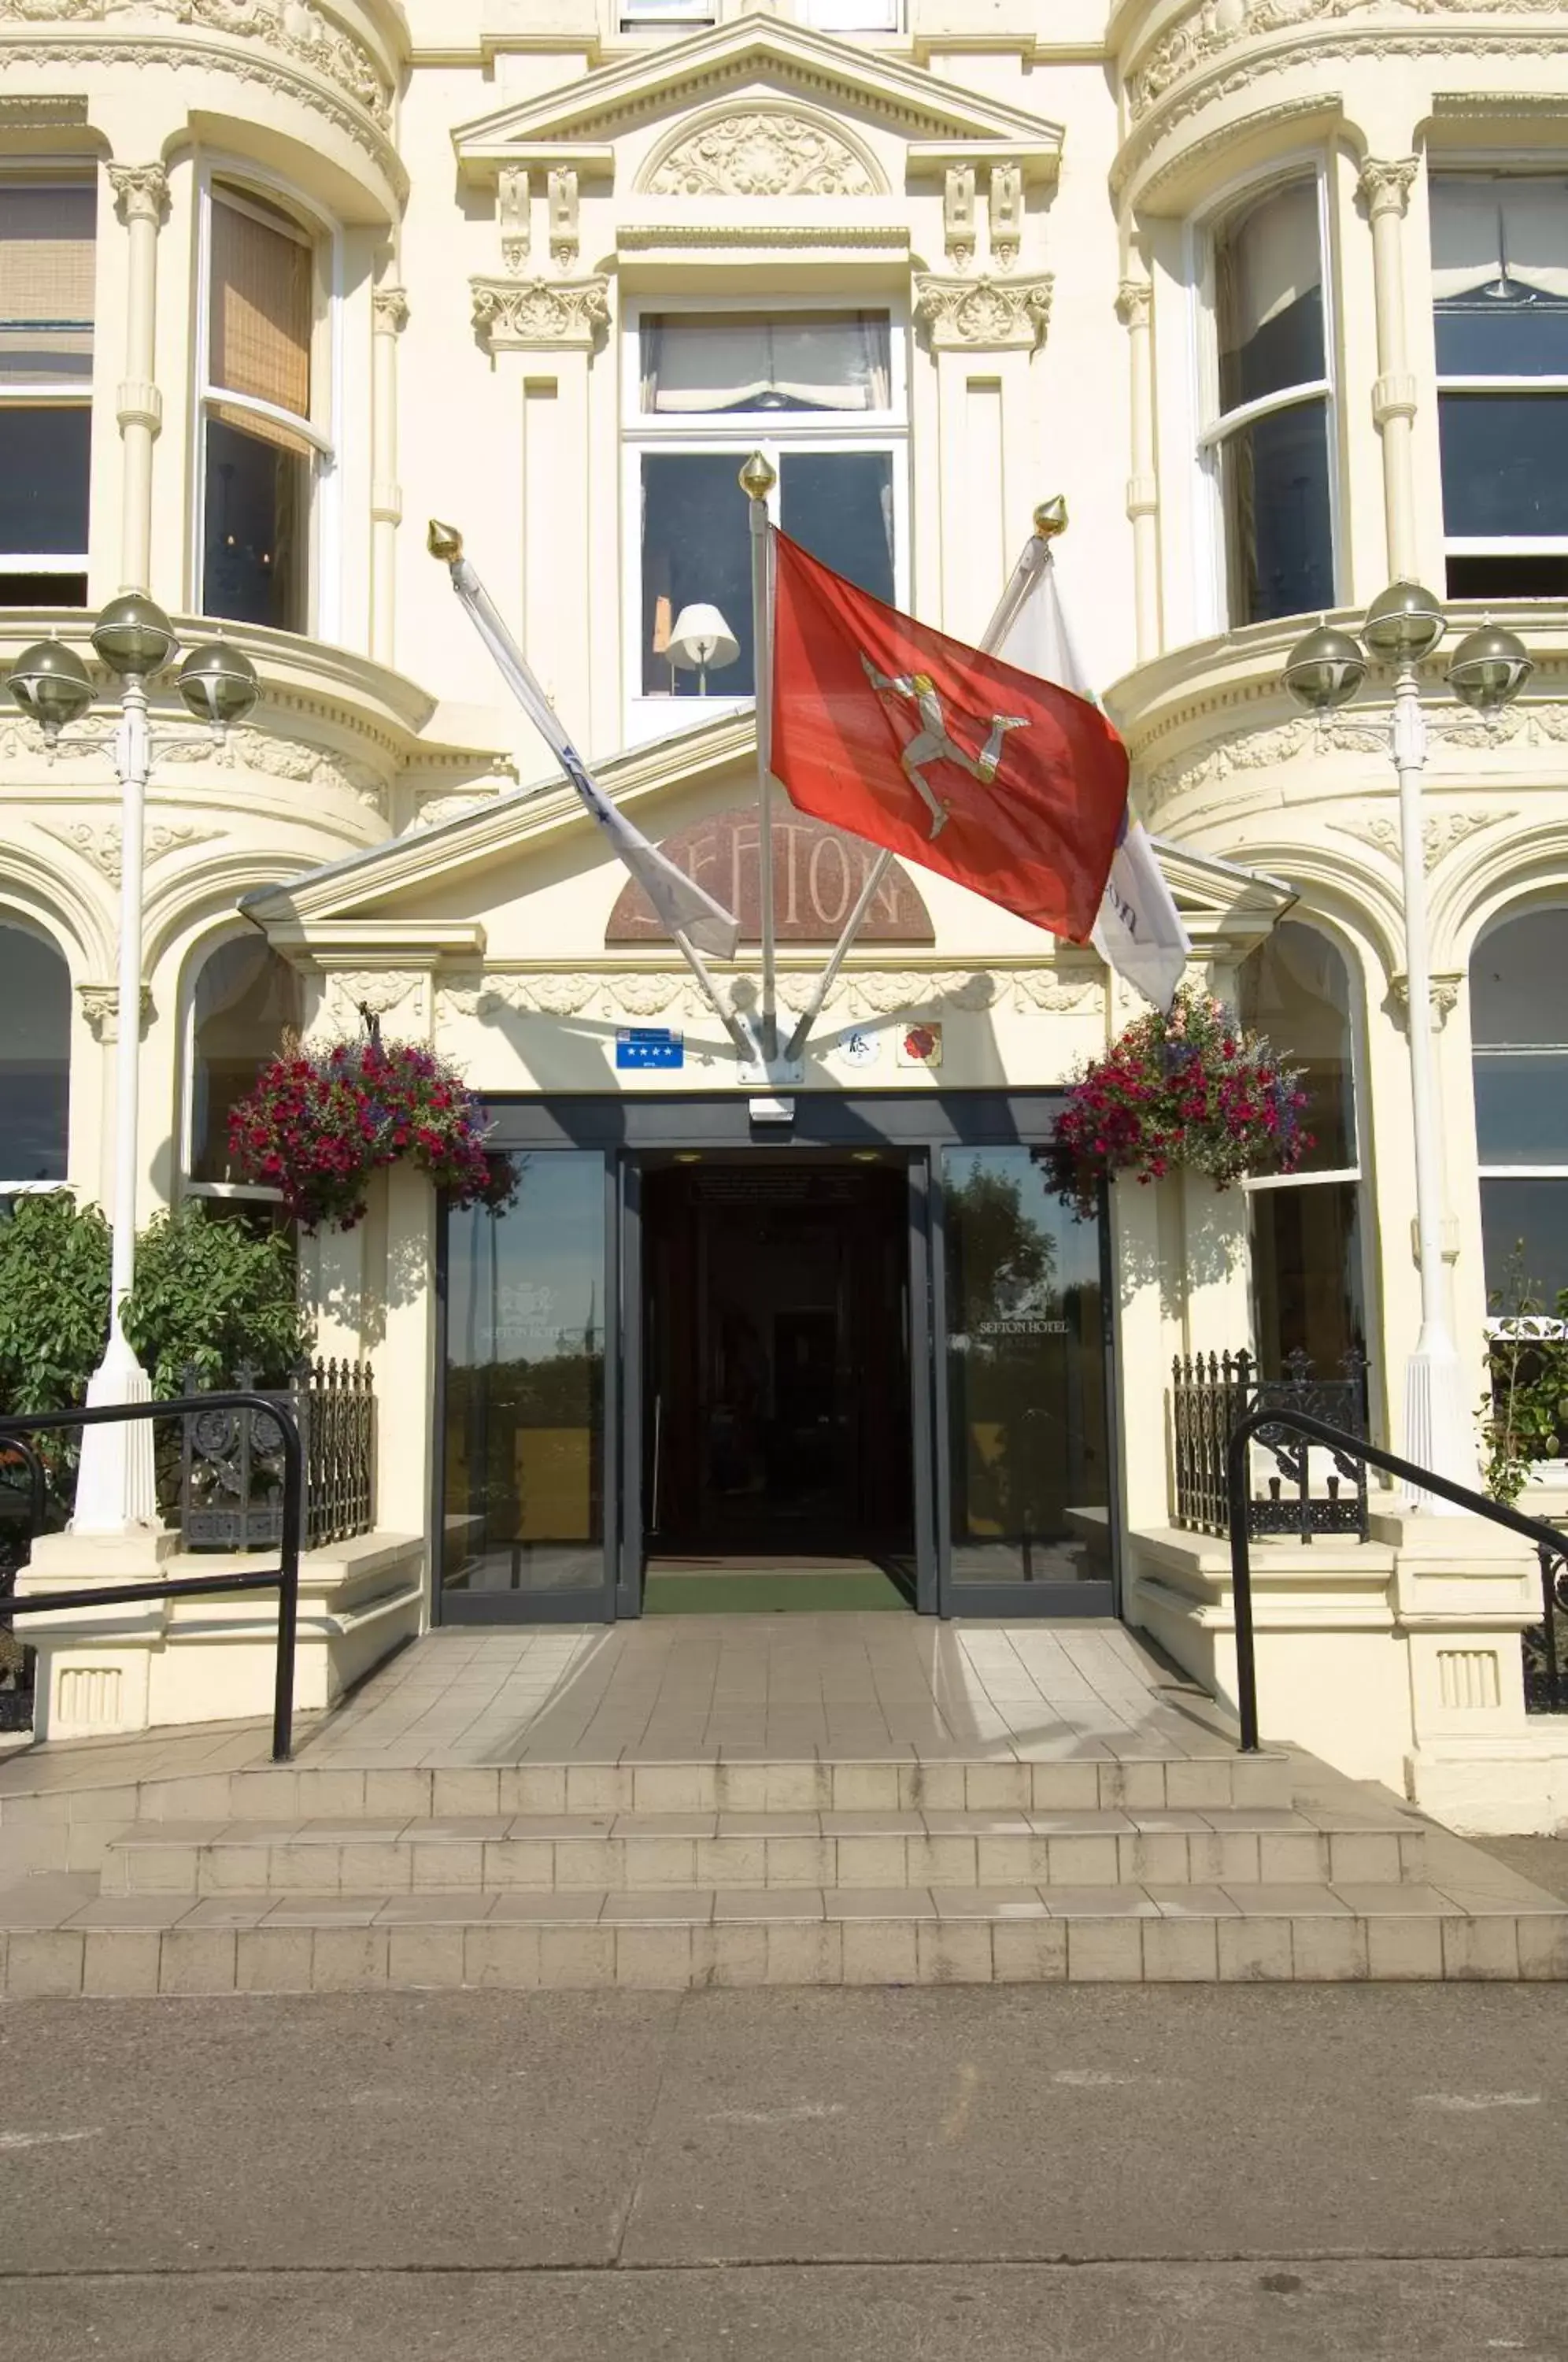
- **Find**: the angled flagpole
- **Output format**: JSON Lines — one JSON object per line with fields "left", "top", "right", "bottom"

{"left": 427, "top": 519, "right": 755, "bottom": 1062}
{"left": 782, "top": 498, "right": 1065, "bottom": 1064}
{"left": 741, "top": 452, "right": 778, "bottom": 1064}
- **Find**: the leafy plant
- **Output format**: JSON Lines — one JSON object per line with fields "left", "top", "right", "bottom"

{"left": 1045, "top": 984, "right": 1310, "bottom": 1220}
{"left": 226, "top": 1034, "right": 518, "bottom": 1233}
{"left": 0, "top": 1192, "right": 112, "bottom": 1419}
{"left": 1478, "top": 1249, "right": 1568, "bottom": 1509}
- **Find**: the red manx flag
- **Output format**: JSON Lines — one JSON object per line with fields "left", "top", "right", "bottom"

{"left": 770, "top": 533, "right": 1129, "bottom": 940}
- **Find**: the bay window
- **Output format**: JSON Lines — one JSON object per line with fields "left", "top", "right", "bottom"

{"left": 1430, "top": 173, "right": 1568, "bottom": 599}
{"left": 200, "top": 183, "right": 331, "bottom": 636}
{"left": 1471, "top": 907, "right": 1568, "bottom": 1309}
{"left": 627, "top": 305, "right": 906, "bottom": 741}
{"left": 0, "top": 180, "right": 94, "bottom": 608}
{"left": 1200, "top": 176, "right": 1336, "bottom": 627}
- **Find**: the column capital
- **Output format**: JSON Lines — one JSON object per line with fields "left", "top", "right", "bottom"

{"left": 1115, "top": 277, "right": 1152, "bottom": 331}
{"left": 372, "top": 283, "right": 410, "bottom": 335}
{"left": 1358, "top": 156, "right": 1419, "bottom": 221}
{"left": 106, "top": 163, "right": 168, "bottom": 226}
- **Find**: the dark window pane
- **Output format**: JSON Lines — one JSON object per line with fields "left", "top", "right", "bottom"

{"left": 641, "top": 452, "right": 753, "bottom": 698}
{"left": 203, "top": 416, "right": 308, "bottom": 631}
{"left": 1238, "top": 920, "right": 1357, "bottom": 1172}
{"left": 942, "top": 1146, "right": 1110, "bottom": 1586}
{"left": 1447, "top": 553, "right": 1568, "bottom": 600}
{"left": 0, "top": 570, "right": 86, "bottom": 606}
{"left": 1250, "top": 1181, "right": 1366, "bottom": 1374}
{"left": 0, "top": 406, "right": 89, "bottom": 554}
{"left": 442, "top": 1154, "right": 607, "bottom": 1599}
{"left": 1474, "top": 1054, "right": 1568, "bottom": 1165}
{"left": 778, "top": 449, "right": 894, "bottom": 605}
{"left": 1438, "top": 393, "right": 1568, "bottom": 540}
{"left": 1482, "top": 1178, "right": 1568, "bottom": 1309}
{"left": 190, "top": 936, "right": 303, "bottom": 1183}
{"left": 1222, "top": 397, "right": 1333, "bottom": 624}
{"left": 1435, "top": 290, "right": 1568, "bottom": 378}
{"left": 0, "top": 923, "right": 69, "bottom": 1183}
{"left": 1215, "top": 180, "right": 1324, "bottom": 411}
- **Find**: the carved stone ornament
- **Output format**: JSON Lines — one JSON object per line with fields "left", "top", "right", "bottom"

{"left": 1140, "top": 702, "right": 1568, "bottom": 822}
{"left": 153, "top": 727, "right": 388, "bottom": 813}
{"left": 442, "top": 965, "right": 1103, "bottom": 1031}
{"left": 1116, "top": 278, "right": 1152, "bottom": 331}
{"left": 1387, "top": 970, "right": 1463, "bottom": 1031}
{"left": 646, "top": 111, "right": 878, "bottom": 198}
{"left": 913, "top": 272, "right": 1053, "bottom": 352}
{"left": 324, "top": 970, "right": 426, "bottom": 1028}
{"left": 1328, "top": 806, "right": 1517, "bottom": 875}
{"left": 989, "top": 162, "right": 1024, "bottom": 271}
{"left": 77, "top": 981, "right": 153, "bottom": 1043}
{"left": 548, "top": 167, "right": 578, "bottom": 268}
{"left": 106, "top": 161, "right": 168, "bottom": 223}
{"left": 371, "top": 283, "right": 409, "bottom": 335}
{"left": 944, "top": 164, "right": 975, "bottom": 267}
{"left": 497, "top": 165, "right": 529, "bottom": 275}
{"left": 1357, "top": 156, "right": 1419, "bottom": 220}
{"left": 472, "top": 275, "right": 609, "bottom": 354}
{"left": 39, "top": 816, "right": 224, "bottom": 883}
{"left": 0, "top": 0, "right": 393, "bottom": 128}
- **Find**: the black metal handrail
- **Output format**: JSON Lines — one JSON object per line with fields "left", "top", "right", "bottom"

{"left": 0, "top": 1393, "right": 301, "bottom": 1761}
{"left": 1226, "top": 1406, "right": 1568, "bottom": 1754}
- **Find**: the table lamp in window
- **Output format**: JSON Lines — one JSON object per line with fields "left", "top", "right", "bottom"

{"left": 666, "top": 602, "right": 738, "bottom": 696}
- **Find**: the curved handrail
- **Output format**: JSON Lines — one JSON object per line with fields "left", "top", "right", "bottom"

{"left": 1225, "top": 1405, "right": 1568, "bottom": 1753}
{"left": 0, "top": 1393, "right": 301, "bottom": 1761}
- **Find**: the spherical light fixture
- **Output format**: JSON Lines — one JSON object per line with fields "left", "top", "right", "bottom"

{"left": 1447, "top": 621, "right": 1534, "bottom": 715}
{"left": 1283, "top": 623, "right": 1367, "bottom": 713}
{"left": 91, "top": 592, "right": 179, "bottom": 679}
{"left": 6, "top": 639, "right": 94, "bottom": 739}
{"left": 177, "top": 639, "right": 260, "bottom": 727}
{"left": 1362, "top": 579, "right": 1446, "bottom": 664}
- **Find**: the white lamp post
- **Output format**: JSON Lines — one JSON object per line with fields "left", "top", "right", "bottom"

{"left": 6, "top": 601, "right": 260, "bottom": 1534}
{"left": 1285, "top": 588, "right": 1534, "bottom": 1505}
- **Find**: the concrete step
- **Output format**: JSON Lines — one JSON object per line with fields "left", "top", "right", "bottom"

{"left": 3, "top": 1876, "right": 1566, "bottom": 1993}
{"left": 100, "top": 1805, "right": 1429, "bottom": 1896}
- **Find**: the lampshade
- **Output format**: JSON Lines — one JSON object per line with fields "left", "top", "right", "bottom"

{"left": 91, "top": 591, "right": 178, "bottom": 679}
{"left": 666, "top": 603, "right": 739, "bottom": 676}
{"left": 1283, "top": 624, "right": 1367, "bottom": 713}
{"left": 6, "top": 639, "right": 93, "bottom": 737}
{"left": 178, "top": 639, "right": 261, "bottom": 727}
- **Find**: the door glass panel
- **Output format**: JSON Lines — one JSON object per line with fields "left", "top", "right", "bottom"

{"left": 942, "top": 1146, "right": 1110, "bottom": 1587}
{"left": 442, "top": 1152, "right": 607, "bottom": 1602}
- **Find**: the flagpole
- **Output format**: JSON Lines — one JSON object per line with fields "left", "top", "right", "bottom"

{"left": 741, "top": 453, "right": 778, "bottom": 1063}
{"left": 782, "top": 496, "right": 1068, "bottom": 1064}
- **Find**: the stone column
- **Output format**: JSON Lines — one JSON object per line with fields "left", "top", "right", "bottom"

{"left": 370, "top": 282, "right": 409, "bottom": 669}
{"left": 1116, "top": 274, "right": 1159, "bottom": 662}
{"left": 106, "top": 162, "right": 168, "bottom": 596}
{"left": 1357, "top": 157, "right": 1421, "bottom": 583}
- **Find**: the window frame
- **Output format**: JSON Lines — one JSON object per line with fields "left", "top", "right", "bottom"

{"left": 1189, "top": 157, "right": 1341, "bottom": 635}
{"left": 190, "top": 160, "right": 342, "bottom": 641}
{"left": 179, "top": 924, "right": 300, "bottom": 1205}
{"left": 620, "top": 292, "right": 910, "bottom": 746}
{"left": 1470, "top": 899, "right": 1568, "bottom": 1320}
{"left": 1428, "top": 162, "right": 1568, "bottom": 585}
{"left": 0, "top": 168, "right": 98, "bottom": 596}
{"left": 0, "top": 908, "right": 73, "bottom": 1194}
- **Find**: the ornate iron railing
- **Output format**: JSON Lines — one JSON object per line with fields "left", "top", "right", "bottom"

{"left": 179, "top": 1358, "right": 374, "bottom": 1552}
{"left": 1172, "top": 1349, "right": 1370, "bottom": 1544}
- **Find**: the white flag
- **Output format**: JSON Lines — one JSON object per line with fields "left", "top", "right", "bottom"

{"left": 446, "top": 553, "right": 740, "bottom": 959}
{"left": 997, "top": 556, "right": 1190, "bottom": 1012}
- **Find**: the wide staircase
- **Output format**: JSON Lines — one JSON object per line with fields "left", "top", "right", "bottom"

{"left": 2, "top": 1735, "right": 1563, "bottom": 1993}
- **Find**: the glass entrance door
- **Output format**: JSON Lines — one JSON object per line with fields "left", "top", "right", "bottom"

{"left": 935, "top": 1145, "right": 1115, "bottom": 1616}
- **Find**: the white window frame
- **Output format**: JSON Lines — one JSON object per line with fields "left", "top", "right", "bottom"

{"left": 0, "top": 168, "right": 97, "bottom": 593}
{"left": 191, "top": 161, "right": 342, "bottom": 641}
{"left": 1189, "top": 157, "right": 1340, "bottom": 636}
{"left": 179, "top": 925, "right": 295, "bottom": 1205}
{"left": 1429, "top": 163, "right": 1568, "bottom": 588}
{"left": 620, "top": 293, "right": 910, "bottom": 747}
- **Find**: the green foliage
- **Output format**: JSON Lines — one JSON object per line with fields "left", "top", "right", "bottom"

{"left": 0, "top": 1192, "right": 111, "bottom": 1416}
{"left": 1478, "top": 1249, "right": 1568, "bottom": 1509}
{"left": 124, "top": 1204, "right": 311, "bottom": 1398}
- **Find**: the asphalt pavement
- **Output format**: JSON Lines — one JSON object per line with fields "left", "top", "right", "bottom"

{"left": 3, "top": 1983, "right": 1567, "bottom": 2359}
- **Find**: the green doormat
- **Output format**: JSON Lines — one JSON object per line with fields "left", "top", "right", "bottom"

{"left": 643, "top": 1561, "right": 911, "bottom": 1615}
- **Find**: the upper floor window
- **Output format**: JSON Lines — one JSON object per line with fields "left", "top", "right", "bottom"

{"left": 627, "top": 305, "right": 905, "bottom": 740}
{"left": 0, "top": 918, "right": 70, "bottom": 1187}
{"left": 185, "top": 933, "right": 302, "bottom": 1193}
{"left": 1431, "top": 173, "right": 1568, "bottom": 600}
{"left": 0, "top": 180, "right": 94, "bottom": 609}
{"left": 1471, "top": 906, "right": 1568, "bottom": 1309}
{"left": 199, "top": 183, "right": 331, "bottom": 636}
{"left": 1201, "top": 176, "right": 1335, "bottom": 627}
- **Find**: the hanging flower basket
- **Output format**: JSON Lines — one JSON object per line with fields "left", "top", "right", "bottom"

{"left": 1045, "top": 986, "right": 1311, "bottom": 1220}
{"left": 227, "top": 1035, "right": 518, "bottom": 1234}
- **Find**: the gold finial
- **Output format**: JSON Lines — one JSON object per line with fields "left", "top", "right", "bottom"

{"left": 427, "top": 518, "right": 464, "bottom": 563}
{"left": 1034, "top": 495, "right": 1068, "bottom": 540}
{"left": 739, "top": 451, "right": 778, "bottom": 502}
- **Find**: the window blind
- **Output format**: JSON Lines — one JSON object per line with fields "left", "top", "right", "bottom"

{"left": 0, "top": 183, "right": 94, "bottom": 385}
{"left": 641, "top": 312, "right": 892, "bottom": 413}
{"left": 209, "top": 194, "right": 313, "bottom": 450}
{"left": 1431, "top": 176, "right": 1568, "bottom": 305}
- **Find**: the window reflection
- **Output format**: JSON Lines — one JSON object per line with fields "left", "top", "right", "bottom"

{"left": 443, "top": 1153, "right": 607, "bottom": 1600}
{"left": 1471, "top": 907, "right": 1568, "bottom": 1309}
{"left": 189, "top": 935, "right": 302, "bottom": 1185}
{"left": 0, "top": 920, "right": 69, "bottom": 1183}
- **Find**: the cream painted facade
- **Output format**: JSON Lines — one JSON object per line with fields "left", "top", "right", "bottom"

{"left": 4, "top": 0, "right": 1568, "bottom": 1831}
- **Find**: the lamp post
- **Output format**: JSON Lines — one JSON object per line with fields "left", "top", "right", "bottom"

{"left": 1285, "top": 587, "right": 1533, "bottom": 1505}
{"left": 5, "top": 601, "right": 259, "bottom": 1534}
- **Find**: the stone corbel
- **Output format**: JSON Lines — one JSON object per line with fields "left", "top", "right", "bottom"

{"left": 912, "top": 270, "right": 1053, "bottom": 352}
{"left": 106, "top": 161, "right": 168, "bottom": 228}
{"left": 78, "top": 982, "right": 153, "bottom": 1044}
{"left": 471, "top": 275, "right": 609, "bottom": 354}
{"left": 943, "top": 165, "right": 975, "bottom": 268}
{"left": 1357, "top": 155, "right": 1418, "bottom": 224}
{"left": 1387, "top": 971, "right": 1463, "bottom": 1031}
{"left": 549, "top": 167, "right": 579, "bottom": 269}
{"left": 989, "top": 162, "right": 1023, "bottom": 272}
{"left": 498, "top": 165, "right": 530, "bottom": 276}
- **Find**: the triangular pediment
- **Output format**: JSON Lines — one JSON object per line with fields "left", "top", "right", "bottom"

{"left": 452, "top": 16, "right": 1063, "bottom": 183}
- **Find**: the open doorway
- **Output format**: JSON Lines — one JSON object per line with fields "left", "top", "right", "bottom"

{"left": 639, "top": 1154, "right": 915, "bottom": 1611}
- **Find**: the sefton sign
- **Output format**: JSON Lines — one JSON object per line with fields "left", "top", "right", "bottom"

{"left": 605, "top": 802, "right": 934, "bottom": 946}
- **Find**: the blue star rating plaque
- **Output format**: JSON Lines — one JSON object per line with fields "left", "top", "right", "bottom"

{"left": 616, "top": 1026, "right": 685, "bottom": 1072}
